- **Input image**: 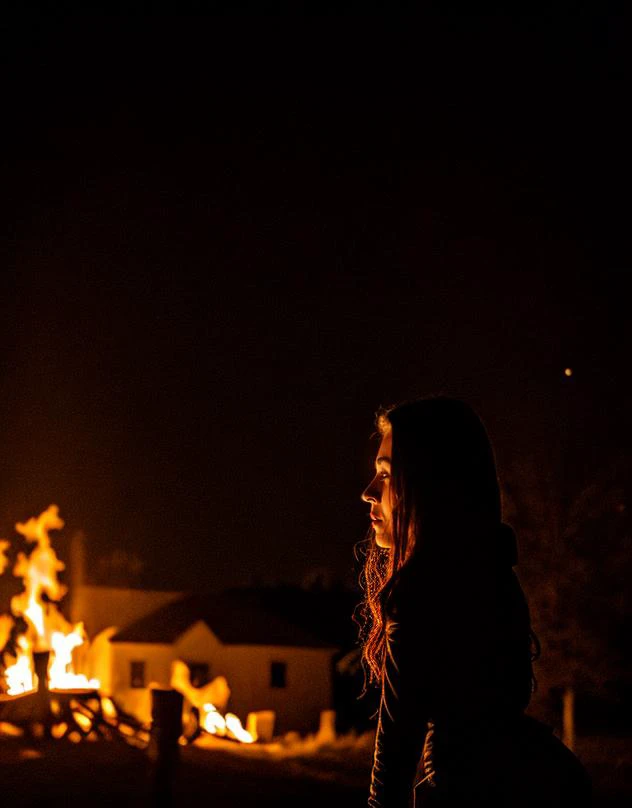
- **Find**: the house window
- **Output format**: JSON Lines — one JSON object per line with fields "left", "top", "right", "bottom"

{"left": 130, "top": 660, "right": 146, "bottom": 688}
{"left": 270, "top": 661, "right": 287, "bottom": 689}
{"left": 187, "top": 662, "right": 210, "bottom": 688}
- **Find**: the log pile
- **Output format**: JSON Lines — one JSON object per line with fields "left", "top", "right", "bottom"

{"left": 0, "top": 651, "right": 150, "bottom": 748}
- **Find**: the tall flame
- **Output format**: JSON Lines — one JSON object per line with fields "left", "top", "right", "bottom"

{"left": 1, "top": 506, "right": 100, "bottom": 694}
{"left": 11, "top": 505, "right": 67, "bottom": 649}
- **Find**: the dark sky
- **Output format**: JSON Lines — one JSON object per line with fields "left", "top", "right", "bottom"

{"left": 1, "top": 12, "right": 629, "bottom": 592}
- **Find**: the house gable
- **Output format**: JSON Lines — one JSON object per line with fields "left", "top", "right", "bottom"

{"left": 173, "top": 619, "right": 223, "bottom": 662}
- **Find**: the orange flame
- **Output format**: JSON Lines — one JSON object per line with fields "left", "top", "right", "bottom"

{"left": 51, "top": 722, "right": 68, "bottom": 739}
{"left": 0, "top": 539, "right": 9, "bottom": 575}
{"left": 100, "top": 697, "right": 118, "bottom": 722}
{"left": 5, "top": 636, "right": 36, "bottom": 695}
{"left": 170, "top": 660, "right": 254, "bottom": 743}
{"left": 2, "top": 506, "right": 100, "bottom": 694}
{"left": 0, "top": 543, "right": 11, "bottom": 651}
{"left": 0, "top": 614, "right": 13, "bottom": 656}
{"left": 200, "top": 705, "right": 255, "bottom": 743}
{"left": 49, "top": 629, "right": 99, "bottom": 690}
{"left": 11, "top": 505, "right": 67, "bottom": 648}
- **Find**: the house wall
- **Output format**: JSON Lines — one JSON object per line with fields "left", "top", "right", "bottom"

{"left": 110, "top": 622, "right": 336, "bottom": 734}
{"left": 84, "top": 626, "right": 116, "bottom": 693}
{"left": 212, "top": 644, "right": 335, "bottom": 735}
{"left": 173, "top": 623, "right": 335, "bottom": 732}
{"left": 110, "top": 641, "right": 175, "bottom": 723}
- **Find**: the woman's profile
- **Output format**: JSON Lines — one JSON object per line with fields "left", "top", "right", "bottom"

{"left": 359, "top": 397, "right": 591, "bottom": 807}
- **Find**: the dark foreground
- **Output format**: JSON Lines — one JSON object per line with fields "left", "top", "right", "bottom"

{"left": 0, "top": 734, "right": 629, "bottom": 807}
{"left": 0, "top": 736, "right": 369, "bottom": 808}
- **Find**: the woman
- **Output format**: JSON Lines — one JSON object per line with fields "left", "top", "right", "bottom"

{"left": 359, "top": 398, "right": 591, "bottom": 807}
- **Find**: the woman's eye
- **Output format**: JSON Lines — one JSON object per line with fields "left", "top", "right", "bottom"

{"left": 379, "top": 471, "right": 390, "bottom": 480}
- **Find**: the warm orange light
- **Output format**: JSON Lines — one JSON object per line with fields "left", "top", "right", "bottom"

{"left": 564, "top": 367, "right": 573, "bottom": 377}
{"left": 51, "top": 722, "right": 68, "bottom": 739}
{"left": 2, "top": 506, "right": 100, "bottom": 694}
{"left": 101, "top": 697, "right": 118, "bottom": 721}
{"left": 200, "top": 703, "right": 254, "bottom": 743}
{"left": 3, "top": 510, "right": 256, "bottom": 748}
{"left": 0, "top": 614, "right": 13, "bottom": 656}
{"left": 225, "top": 712, "right": 256, "bottom": 744}
{"left": 0, "top": 539, "right": 9, "bottom": 574}
{"left": 50, "top": 630, "right": 99, "bottom": 690}
{"left": 0, "top": 721, "right": 24, "bottom": 737}
{"left": 5, "top": 636, "right": 36, "bottom": 695}
{"left": 202, "top": 704, "right": 226, "bottom": 736}
{"left": 11, "top": 506, "right": 67, "bottom": 647}
{"left": 171, "top": 660, "right": 254, "bottom": 743}
{"left": 73, "top": 712, "right": 93, "bottom": 732}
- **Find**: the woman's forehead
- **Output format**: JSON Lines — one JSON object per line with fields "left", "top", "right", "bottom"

{"left": 377, "top": 430, "right": 392, "bottom": 459}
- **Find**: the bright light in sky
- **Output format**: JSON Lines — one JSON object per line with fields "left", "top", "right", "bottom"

{"left": 564, "top": 368, "right": 573, "bottom": 377}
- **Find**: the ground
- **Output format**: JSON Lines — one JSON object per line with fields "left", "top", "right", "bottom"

{"left": 0, "top": 732, "right": 629, "bottom": 806}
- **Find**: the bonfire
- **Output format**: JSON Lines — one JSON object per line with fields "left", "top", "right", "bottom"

{"left": 0, "top": 506, "right": 254, "bottom": 746}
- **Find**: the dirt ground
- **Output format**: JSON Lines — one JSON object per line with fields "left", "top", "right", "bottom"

{"left": 0, "top": 737, "right": 368, "bottom": 807}
{"left": 0, "top": 734, "right": 629, "bottom": 807}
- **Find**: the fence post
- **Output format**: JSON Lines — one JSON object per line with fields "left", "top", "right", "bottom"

{"left": 150, "top": 688, "right": 184, "bottom": 807}
{"left": 32, "top": 650, "right": 51, "bottom": 739}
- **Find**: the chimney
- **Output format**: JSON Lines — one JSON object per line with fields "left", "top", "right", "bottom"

{"left": 69, "top": 530, "right": 87, "bottom": 625}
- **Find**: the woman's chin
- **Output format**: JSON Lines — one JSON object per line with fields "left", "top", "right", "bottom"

{"left": 374, "top": 532, "right": 392, "bottom": 549}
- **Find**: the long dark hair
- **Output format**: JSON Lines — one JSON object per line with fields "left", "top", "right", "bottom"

{"left": 358, "top": 397, "right": 540, "bottom": 700}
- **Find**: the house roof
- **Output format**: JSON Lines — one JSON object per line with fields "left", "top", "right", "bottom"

{"left": 110, "top": 589, "right": 338, "bottom": 649}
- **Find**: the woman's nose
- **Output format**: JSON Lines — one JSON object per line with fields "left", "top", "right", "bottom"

{"left": 362, "top": 481, "right": 378, "bottom": 503}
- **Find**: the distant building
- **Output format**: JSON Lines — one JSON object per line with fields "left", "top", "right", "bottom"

{"left": 75, "top": 586, "right": 338, "bottom": 733}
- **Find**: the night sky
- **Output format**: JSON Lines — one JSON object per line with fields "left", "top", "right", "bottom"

{"left": 1, "top": 13, "right": 629, "bottom": 592}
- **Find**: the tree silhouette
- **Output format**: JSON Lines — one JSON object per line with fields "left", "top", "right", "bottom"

{"left": 502, "top": 453, "right": 630, "bottom": 739}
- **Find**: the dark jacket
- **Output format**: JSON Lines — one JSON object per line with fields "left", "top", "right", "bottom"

{"left": 368, "top": 526, "right": 591, "bottom": 807}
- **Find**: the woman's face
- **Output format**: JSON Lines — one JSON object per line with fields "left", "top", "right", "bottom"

{"left": 361, "top": 429, "right": 393, "bottom": 549}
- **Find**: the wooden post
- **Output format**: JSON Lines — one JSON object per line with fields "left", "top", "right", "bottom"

{"left": 149, "top": 688, "right": 183, "bottom": 807}
{"left": 31, "top": 650, "right": 51, "bottom": 739}
{"left": 562, "top": 685, "right": 575, "bottom": 751}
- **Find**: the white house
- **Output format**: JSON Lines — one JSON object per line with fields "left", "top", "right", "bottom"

{"left": 77, "top": 587, "right": 338, "bottom": 733}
